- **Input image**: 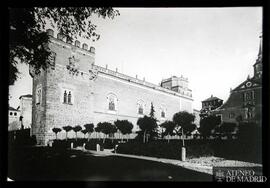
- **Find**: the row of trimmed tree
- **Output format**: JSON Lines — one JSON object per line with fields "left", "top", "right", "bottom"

{"left": 136, "top": 103, "right": 197, "bottom": 145}
{"left": 52, "top": 120, "right": 134, "bottom": 143}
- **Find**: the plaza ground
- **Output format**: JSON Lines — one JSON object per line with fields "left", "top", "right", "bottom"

{"left": 8, "top": 146, "right": 212, "bottom": 181}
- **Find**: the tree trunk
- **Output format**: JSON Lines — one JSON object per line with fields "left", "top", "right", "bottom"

{"left": 55, "top": 133, "right": 57, "bottom": 140}
{"left": 66, "top": 132, "right": 68, "bottom": 141}
{"left": 88, "top": 132, "right": 90, "bottom": 142}
{"left": 182, "top": 129, "right": 185, "bottom": 147}
{"left": 143, "top": 130, "right": 146, "bottom": 143}
{"left": 167, "top": 135, "right": 170, "bottom": 143}
{"left": 75, "top": 132, "right": 77, "bottom": 141}
{"left": 103, "top": 135, "right": 105, "bottom": 143}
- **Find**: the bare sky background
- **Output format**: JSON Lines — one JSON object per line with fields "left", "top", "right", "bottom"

{"left": 9, "top": 7, "right": 262, "bottom": 111}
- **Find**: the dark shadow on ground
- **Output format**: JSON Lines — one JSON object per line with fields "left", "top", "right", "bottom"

{"left": 8, "top": 146, "right": 212, "bottom": 181}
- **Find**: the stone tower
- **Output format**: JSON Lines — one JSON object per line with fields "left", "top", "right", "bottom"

{"left": 29, "top": 29, "right": 97, "bottom": 145}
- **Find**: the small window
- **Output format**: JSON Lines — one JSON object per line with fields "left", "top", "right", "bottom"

{"left": 107, "top": 93, "right": 118, "bottom": 112}
{"left": 109, "top": 100, "right": 115, "bottom": 111}
{"left": 62, "top": 89, "right": 73, "bottom": 105}
{"left": 14, "top": 112, "right": 17, "bottom": 116}
{"left": 138, "top": 105, "right": 144, "bottom": 114}
{"left": 10, "top": 112, "right": 13, "bottom": 116}
{"left": 244, "top": 91, "right": 254, "bottom": 101}
{"left": 36, "top": 87, "right": 42, "bottom": 105}
{"left": 161, "top": 111, "right": 165, "bottom": 118}
{"left": 137, "top": 100, "right": 144, "bottom": 115}
{"left": 68, "top": 91, "right": 72, "bottom": 104}
{"left": 63, "top": 90, "right": 67, "bottom": 103}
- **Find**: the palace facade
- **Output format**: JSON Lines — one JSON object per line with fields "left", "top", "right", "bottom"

{"left": 30, "top": 29, "right": 194, "bottom": 145}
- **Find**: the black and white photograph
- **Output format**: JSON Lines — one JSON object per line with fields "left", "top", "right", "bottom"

{"left": 5, "top": 5, "right": 269, "bottom": 183}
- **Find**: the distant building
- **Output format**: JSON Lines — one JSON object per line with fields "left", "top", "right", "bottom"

{"left": 8, "top": 106, "right": 20, "bottom": 131}
{"left": 19, "top": 94, "right": 32, "bottom": 129}
{"left": 215, "top": 37, "right": 262, "bottom": 125}
{"left": 200, "top": 95, "right": 223, "bottom": 119}
{"left": 8, "top": 94, "right": 32, "bottom": 131}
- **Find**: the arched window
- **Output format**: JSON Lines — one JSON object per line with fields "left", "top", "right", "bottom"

{"left": 62, "top": 88, "right": 73, "bottom": 105}
{"left": 107, "top": 93, "right": 117, "bottom": 111}
{"left": 109, "top": 100, "right": 115, "bottom": 111}
{"left": 138, "top": 105, "right": 144, "bottom": 114}
{"left": 63, "top": 90, "right": 67, "bottom": 103}
{"left": 160, "top": 105, "right": 166, "bottom": 119}
{"left": 68, "top": 91, "right": 72, "bottom": 104}
{"left": 137, "top": 100, "right": 145, "bottom": 115}
{"left": 161, "top": 111, "right": 165, "bottom": 118}
{"left": 10, "top": 112, "right": 13, "bottom": 116}
{"left": 36, "top": 87, "right": 42, "bottom": 105}
{"left": 14, "top": 112, "right": 17, "bottom": 116}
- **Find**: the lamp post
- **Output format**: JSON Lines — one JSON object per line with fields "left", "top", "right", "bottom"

{"left": 181, "top": 128, "right": 186, "bottom": 161}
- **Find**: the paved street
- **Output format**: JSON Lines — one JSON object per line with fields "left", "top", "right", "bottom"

{"left": 8, "top": 146, "right": 212, "bottom": 181}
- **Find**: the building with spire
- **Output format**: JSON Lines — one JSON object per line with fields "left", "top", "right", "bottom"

{"left": 214, "top": 36, "right": 262, "bottom": 125}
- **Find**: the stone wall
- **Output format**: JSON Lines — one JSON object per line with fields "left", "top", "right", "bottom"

{"left": 31, "top": 36, "right": 194, "bottom": 145}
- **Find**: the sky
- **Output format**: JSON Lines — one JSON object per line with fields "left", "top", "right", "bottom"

{"left": 9, "top": 7, "right": 262, "bottom": 110}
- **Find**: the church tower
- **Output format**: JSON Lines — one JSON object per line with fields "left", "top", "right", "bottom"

{"left": 253, "top": 36, "right": 262, "bottom": 79}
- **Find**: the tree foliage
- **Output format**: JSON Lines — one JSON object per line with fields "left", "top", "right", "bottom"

{"left": 149, "top": 102, "right": 155, "bottom": 118}
{"left": 114, "top": 120, "right": 133, "bottom": 141}
{"left": 219, "top": 122, "right": 237, "bottom": 135}
{"left": 173, "top": 111, "right": 196, "bottom": 146}
{"left": 84, "top": 123, "right": 94, "bottom": 141}
{"left": 160, "top": 121, "right": 176, "bottom": 143}
{"left": 52, "top": 127, "right": 62, "bottom": 140}
{"left": 97, "top": 122, "right": 117, "bottom": 143}
{"left": 198, "top": 115, "right": 221, "bottom": 138}
{"left": 160, "top": 121, "right": 175, "bottom": 136}
{"left": 173, "top": 111, "right": 195, "bottom": 134}
{"left": 81, "top": 129, "right": 88, "bottom": 138}
{"left": 62, "top": 125, "right": 73, "bottom": 140}
{"left": 73, "top": 125, "right": 82, "bottom": 140}
{"left": 9, "top": 7, "right": 120, "bottom": 85}
{"left": 137, "top": 115, "right": 158, "bottom": 143}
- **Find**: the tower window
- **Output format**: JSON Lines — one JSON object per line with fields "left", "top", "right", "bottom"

{"left": 63, "top": 91, "right": 67, "bottom": 103}
{"left": 68, "top": 91, "right": 72, "bottom": 104}
{"left": 36, "top": 87, "right": 42, "bottom": 105}
{"left": 10, "top": 112, "right": 13, "bottom": 116}
{"left": 14, "top": 112, "right": 17, "bottom": 116}
{"left": 62, "top": 89, "right": 73, "bottom": 105}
